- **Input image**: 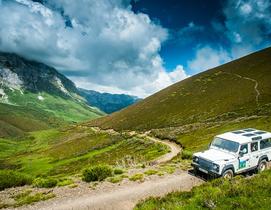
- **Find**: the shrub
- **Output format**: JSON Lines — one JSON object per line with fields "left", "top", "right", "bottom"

{"left": 108, "top": 176, "right": 123, "bottom": 183}
{"left": 82, "top": 165, "right": 113, "bottom": 182}
{"left": 114, "top": 168, "right": 124, "bottom": 175}
{"left": 181, "top": 150, "right": 193, "bottom": 160}
{"left": 129, "top": 173, "right": 144, "bottom": 181}
{"left": 0, "top": 170, "right": 32, "bottom": 191}
{"left": 144, "top": 169, "right": 158, "bottom": 176}
{"left": 32, "top": 178, "right": 58, "bottom": 188}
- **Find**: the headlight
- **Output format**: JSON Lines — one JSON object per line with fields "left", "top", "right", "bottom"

{"left": 193, "top": 156, "right": 199, "bottom": 163}
{"left": 212, "top": 163, "right": 219, "bottom": 172}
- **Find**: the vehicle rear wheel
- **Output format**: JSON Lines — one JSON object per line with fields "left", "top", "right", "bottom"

{"left": 222, "top": 169, "right": 234, "bottom": 179}
{"left": 257, "top": 160, "right": 267, "bottom": 173}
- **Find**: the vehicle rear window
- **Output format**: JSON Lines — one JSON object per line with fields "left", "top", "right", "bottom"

{"left": 260, "top": 139, "right": 271, "bottom": 150}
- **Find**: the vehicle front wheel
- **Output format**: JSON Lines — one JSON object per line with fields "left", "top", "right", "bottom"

{"left": 222, "top": 169, "right": 234, "bottom": 179}
{"left": 257, "top": 160, "right": 267, "bottom": 173}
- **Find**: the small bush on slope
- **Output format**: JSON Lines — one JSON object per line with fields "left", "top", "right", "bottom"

{"left": 32, "top": 178, "right": 58, "bottom": 188}
{"left": 82, "top": 165, "right": 113, "bottom": 182}
{"left": 0, "top": 170, "right": 32, "bottom": 190}
{"left": 135, "top": 170, "right": 271, "bottom": 210}
{"left": 114, "top": 168, "right": 125, "bottom": 175}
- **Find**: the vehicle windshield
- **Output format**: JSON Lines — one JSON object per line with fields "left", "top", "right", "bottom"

{"left": 211, "top": 137, "right": 239, "bottom": 153}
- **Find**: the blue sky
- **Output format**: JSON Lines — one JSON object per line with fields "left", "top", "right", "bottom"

{"left": 132, "top": 0, "right": 225, "bottom": 71}
{"left": 132, "top": 0, "right": 271, "bottom": 75}
{"left": 0, "top": 0, "right": 270, "bottom": 97}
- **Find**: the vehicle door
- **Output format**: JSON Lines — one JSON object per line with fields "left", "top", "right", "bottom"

{"left": 237, "top": 144, "right": 251, "bottom": 173}
{"left": 249, "top": 141, "right": 260, "bottom": 168}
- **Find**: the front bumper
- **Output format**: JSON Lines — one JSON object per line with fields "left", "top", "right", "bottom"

{"left": 191, "top": 163, "right": 220, "bottom": 177}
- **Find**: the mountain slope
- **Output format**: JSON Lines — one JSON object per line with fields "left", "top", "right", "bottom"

{"left": 79, "top": 89, "right": 141, "bottom": 114}
{"left": 0, "top": 52, "right": 104, "bottom": 137}
{"left": 91, "top": 47, "right": 271, "bottom": 131}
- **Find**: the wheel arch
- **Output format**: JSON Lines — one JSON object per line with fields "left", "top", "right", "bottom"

{"left": 222, "top": 164, "right": 235, "bottom": 174}
{"left": 258, "top": 155, "right": 269, "bottom": 164}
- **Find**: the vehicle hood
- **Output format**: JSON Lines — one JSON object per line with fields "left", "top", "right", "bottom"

{"left": 194, "top": 149, "right": 235, "bottom": 162}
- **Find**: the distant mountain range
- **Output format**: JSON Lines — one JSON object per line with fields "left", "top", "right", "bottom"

{"left": 79, "top": 89, "right": 141, "bottom": 114}
{"left": 0, "top": 52, "right": 141, "bottom": 137}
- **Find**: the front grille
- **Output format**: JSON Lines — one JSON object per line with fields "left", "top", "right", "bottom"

{"left": 198, "top": 158, "right": 213, "bottom": 170}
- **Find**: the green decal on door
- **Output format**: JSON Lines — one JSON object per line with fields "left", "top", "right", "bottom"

{"left": 239, "top": 160, "right": 246, "bottom": 169}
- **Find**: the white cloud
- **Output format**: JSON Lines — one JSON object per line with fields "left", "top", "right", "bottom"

{"left": 0, "top": 0, "right": 188, "bottom": 97}
{"left": 188, "top": 46, "right": 232, "bottom": 73}
{"left": 224, "top": 0, "right": 271, "bottom": 58}
{"left": 71, "top": 63, "right": 189, "bottom": 98}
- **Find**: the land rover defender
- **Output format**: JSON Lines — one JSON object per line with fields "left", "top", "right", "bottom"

{"left": 192, "top": 128, "right": 271, "bottom": 179}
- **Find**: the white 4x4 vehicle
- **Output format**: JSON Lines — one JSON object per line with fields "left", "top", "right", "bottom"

{"left": 192, "top": 128, "right": 271, "bottom": 179}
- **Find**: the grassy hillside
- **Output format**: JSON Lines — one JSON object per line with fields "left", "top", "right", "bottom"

{"left": 0, "top": 90, "right": 104, "bottom": 138}
{"left": 0, "top": 126, "right": 168, "bottom": 177}
{"left": 135, "top": 170, "right": 271, "bottom": 210}
{"left": 91, "top": 47, "right": 271, "bottom": 132}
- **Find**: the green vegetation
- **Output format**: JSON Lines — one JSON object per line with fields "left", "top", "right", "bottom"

{"left": 108, "top": 175, "right": 124, "bottom": 183}
{"left": 13, "top": 190, "right": 55, "bottom": 207}
{"left": 0, "top": 170, "right": 32, "bottom": 190}
{"left": 135, "top": 170, "right": 271, "bottom": 210}
{"left": 129, "top": 173, "right": 144, "bottom": 181}
{"left": 181, "top": 150, "right": 193, "bottom": 160}
{"left": 8, "top": 91, "right": 104, "bottom": 123}
{"left": 114, "top": 168, "right": 125, "bottom": 175}
{"left": 0, "top": 90, "right": 104, "bottom": 138}
{"left": 57, "top": 178, "right": 74, "bottom": 187}
{"left": 0, "top": 126, "right": 168, "bottom": 185}
{"left": 82, "top": 165, "right": 113, "bottom": 182}
{"left": 32, "top": 178, "right": 58, "bottom": 188}
{"left": 91, "top": 47, "right": 271, "bottom": 132}
{"left": 144, "top": 169, "right": 158, "bottom": 176}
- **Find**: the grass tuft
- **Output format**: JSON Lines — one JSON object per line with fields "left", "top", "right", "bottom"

{"left": 129, "top": 173, "right": 144, "bottom": 182}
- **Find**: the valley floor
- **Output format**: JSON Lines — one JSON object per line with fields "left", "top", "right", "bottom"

{"left": 1, "top": 130, "right": 203, "bottom": 210}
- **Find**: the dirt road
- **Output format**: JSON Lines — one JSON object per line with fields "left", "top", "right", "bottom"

{"left": 138, "top": 133, "right": 181, "bottom": 164}
{"left": 12, "top": 130, "right": 203, "bottom": 210}
{"left": 18, "top": 172, "right": 202, "bottom": 210}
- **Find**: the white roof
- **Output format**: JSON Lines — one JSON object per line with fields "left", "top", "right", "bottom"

{"left": 216, "top": 128, "right": 271, "bottom": 144}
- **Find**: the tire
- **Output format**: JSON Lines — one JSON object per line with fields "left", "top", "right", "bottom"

{"left": 222, "top": 169, "right": 234, "bottom": 179}
{"left": 193, "top": 168, "right": 199, "bottom": 176}
{"left": 257, "top": 159, "right": 267, "bottom": 173}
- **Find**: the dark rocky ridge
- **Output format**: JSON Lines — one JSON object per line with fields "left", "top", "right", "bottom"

{"left": 0, "top": 52, "right": 78, "bottom": 98}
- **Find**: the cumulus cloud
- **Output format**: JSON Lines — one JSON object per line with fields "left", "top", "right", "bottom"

{"left": 223, "top": 0, "right": 271, "bottom": 58}
{"left": 188, "top": 46, "right": 231, "bottom": 74}
{"left": 187, "top": 0, "right": 271, "bottom": 75}
{"left": 0, "top": 0, "right": 188, "bottom": 97}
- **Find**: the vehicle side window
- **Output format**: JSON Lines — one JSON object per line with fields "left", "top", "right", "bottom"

{"left": 251, "top": 142, "right": 258, "bottom": 152}
{"left": 260, "top": 139, "right": 271, "bottom": 149}
{"left": 240, "top": 144, "right": 248, "bottom": 154}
